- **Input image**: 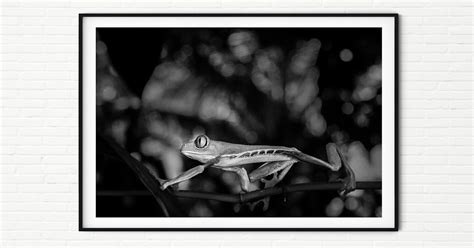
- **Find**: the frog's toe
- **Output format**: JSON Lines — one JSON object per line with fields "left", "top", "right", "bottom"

{"left": 247, "top": 197, "right": 271, "bottom": 212}
{"left": 261, "top": 197, "right": 270, "bottom": 211}
{"left": 337, "top": 177, "right": 356, "bottom": 196}
{"left": 233, "top": 204, "right": 242, "bottom": 213}
{"left": 248, "top": 200, "right": 261, "bottom": 212}
{"left": 160, "top": 182, "right": 169, "bottom": 191}
{"left": 162, "top": 183, "right": 179, "bottom": 192}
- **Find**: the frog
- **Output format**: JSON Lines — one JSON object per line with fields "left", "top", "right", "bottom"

{"left": 160, "top": 134, "right": 356, "bottom": 210}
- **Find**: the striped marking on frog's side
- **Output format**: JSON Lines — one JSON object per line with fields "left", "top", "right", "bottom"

{"left": 213, "top": 149, "right": 296, "bottom": 168}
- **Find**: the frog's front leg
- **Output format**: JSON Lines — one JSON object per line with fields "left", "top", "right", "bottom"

{"left": 160, "top": 161, "right": 215, "bottom": 190}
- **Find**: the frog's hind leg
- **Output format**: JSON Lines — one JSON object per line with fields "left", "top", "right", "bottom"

{"left": 248, "top": 159, "right": 297, "bottom": 183}
{"left": 262, "top": 161, "right": 294, "bottom": 187}
{"left": 248, "top": 160, "right": 296, "bottom": 211}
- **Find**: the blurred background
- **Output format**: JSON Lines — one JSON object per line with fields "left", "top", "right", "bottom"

{"left": 95, "top": 28, "right": 382, "bottom": 217}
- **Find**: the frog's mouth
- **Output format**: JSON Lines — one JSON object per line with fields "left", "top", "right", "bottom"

{"left": 181, "top": 150, "right": 214, "bottom": 163}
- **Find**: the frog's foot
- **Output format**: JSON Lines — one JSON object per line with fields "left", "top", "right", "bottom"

{"left": 233, "top": 203, "right": 242, "bottom": 213}
{"left": 329, "top": 145, "right": 356, "bottom": 196}
{"left": 338, "top": 176, "right": 356, "bottom": 195}
{"left": 160, "top": 181, "right": 179, "bottom": 191}
{"left": 260, "top": 173, "right": 279, "bottom": 188}
{"left": 248, "top": 197, "right": 270, "bottom": 212}
{"left": 250, "top": 173, "right": 284, "bottom": 211}
{"left": 337, "top": 161, "right": 356, "bottom": 196}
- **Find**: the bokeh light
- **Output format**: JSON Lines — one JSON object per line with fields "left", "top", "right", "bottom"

{"left": 339, "top": 48, "right": 353, "bottom": 62}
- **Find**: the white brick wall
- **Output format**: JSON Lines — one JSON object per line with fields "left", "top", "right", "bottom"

{"left": 0, "top": 0, "right": 472, "bottom": 247}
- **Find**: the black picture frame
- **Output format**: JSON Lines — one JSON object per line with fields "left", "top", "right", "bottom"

{"left": 79, "top": 13, "right": 399, "bottom": 231}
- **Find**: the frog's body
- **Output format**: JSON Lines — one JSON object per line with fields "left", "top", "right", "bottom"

{"left": 161, "top": 135, "right": 356, "bottom": 210}
{"left": 180, "top": 137, "right": 338, "bottom": 169}
{"left": 182, "top": 143, "right": 295, "bottom": 168}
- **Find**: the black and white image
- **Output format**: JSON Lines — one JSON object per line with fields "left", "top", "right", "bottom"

{"left": 80, "top": 14, "right": 397, "bottom": 230}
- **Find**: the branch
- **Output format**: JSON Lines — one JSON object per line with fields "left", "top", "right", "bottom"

{"left": 98, "top": 134, "right": 186, "bottom": 217}
{"left": 172, "top": 181, "right": 381, "bottom": 204}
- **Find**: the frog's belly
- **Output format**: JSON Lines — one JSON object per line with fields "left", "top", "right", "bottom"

{"left": 214, "top": 154, "right": 293, "bottom": 168}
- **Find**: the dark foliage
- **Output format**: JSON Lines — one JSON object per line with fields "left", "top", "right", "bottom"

{"left": 96, "top": 28, "right": 382, "bottom": 217}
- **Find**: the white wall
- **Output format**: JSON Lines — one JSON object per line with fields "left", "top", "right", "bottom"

{"left": 0, "top": 0, "right": 472, "bottom": 247}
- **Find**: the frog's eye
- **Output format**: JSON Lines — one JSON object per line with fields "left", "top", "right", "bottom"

{"left": 194, "top": 135, "right": 208, "bottom": 149}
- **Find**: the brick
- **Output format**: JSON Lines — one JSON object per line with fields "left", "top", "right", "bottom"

{"left": 1, "top": 1, "right": 473, "bottom": 246}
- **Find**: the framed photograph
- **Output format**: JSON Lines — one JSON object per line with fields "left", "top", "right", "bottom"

{"left": 79, "top": 14, "right": 398, "bottom": 231}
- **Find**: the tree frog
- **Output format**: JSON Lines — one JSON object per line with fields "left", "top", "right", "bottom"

{"left": 161, "top": 134, "right": 356, "bottom": 210}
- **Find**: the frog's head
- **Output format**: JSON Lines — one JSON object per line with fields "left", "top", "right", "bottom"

{"left": 180, "top": 135, "right": 219, "bottom": 163}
